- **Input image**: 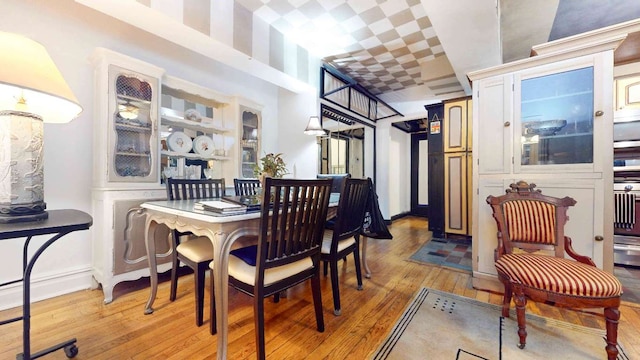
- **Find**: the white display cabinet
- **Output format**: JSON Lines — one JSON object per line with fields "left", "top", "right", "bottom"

{"left": 237, "top": 101, "right": 262, "bottom": 179}
{"left": 90, "top": 48, "right": 164, "bottom": 189}
{"left": 89, "top": 49, "right": 264, "bottom": 301}
{"left": 90, "top": 48, "right": 170, "bottom": 303}
{"left": 468, "top": 35, "right": 620, "bottom": 292}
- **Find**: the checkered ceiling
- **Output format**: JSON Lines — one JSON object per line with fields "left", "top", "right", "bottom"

{"left": 237, "top": 0, "right": 462, "bottom": 97}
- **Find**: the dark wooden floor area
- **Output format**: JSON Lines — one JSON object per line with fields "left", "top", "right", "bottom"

{"left": 1, "top": 216, "right": 639, "bottom": 359}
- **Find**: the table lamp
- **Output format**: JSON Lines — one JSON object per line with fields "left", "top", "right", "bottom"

{"left": 0, "top": 32, "right": 82, "bottom": 223}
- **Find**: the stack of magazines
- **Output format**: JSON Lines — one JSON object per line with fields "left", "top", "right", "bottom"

{"left": 193, "top": 200, "right": 247, "bottom": 215}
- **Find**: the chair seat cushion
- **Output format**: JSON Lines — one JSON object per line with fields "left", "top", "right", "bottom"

{"left": 225, "top": 251, "right": 313, "bottom": 286}
{"left": 176, "top": 236, "right": 213, "bottom": 262}
{"left": 495, "top": 254, "right": 622, "bottom": 298}
{"left": 321, "top": 230, "right": 356, "bottom": 254}
{"left": 230, "top": 245, "right": 258, "bottom": 266}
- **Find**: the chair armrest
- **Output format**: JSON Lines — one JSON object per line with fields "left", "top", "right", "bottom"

{"left": 564, "top": 236, "right": 596, "bottom": 266}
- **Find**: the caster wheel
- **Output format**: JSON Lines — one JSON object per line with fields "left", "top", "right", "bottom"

{"left": 64, "top": 344, "right": 78, "bottom": 358}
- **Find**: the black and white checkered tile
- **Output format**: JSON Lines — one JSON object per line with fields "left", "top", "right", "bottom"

{"left": 238, "top": 0, "right": 461, "bottom": 96}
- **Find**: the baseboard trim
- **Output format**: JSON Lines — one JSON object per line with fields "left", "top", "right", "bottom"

{"left": 390, "top": 211, "right": 411, "bottom": 221}
{"left": 0, "top": 266, "right": 94, "bottom": 311}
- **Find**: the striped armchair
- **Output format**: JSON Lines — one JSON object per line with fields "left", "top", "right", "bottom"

{"left": 486, "top": 181, "right": 622, "bottom": 360}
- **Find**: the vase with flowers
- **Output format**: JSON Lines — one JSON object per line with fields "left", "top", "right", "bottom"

{"left": 253, "top": 153, "right": 288, "bottom": 189}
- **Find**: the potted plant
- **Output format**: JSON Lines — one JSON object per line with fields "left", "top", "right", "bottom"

{"left": 253, "top": 153, "right": 288, "bottom": 185}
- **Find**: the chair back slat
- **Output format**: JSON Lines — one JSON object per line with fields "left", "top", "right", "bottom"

{"left": 166, "top": 178, "right": 225, "bottom": 200}
{"left": 257, "top": 178, "right": 332, "bottom": 275}
{"left": 234, "top": 178, "right": 261, "bottom": 196}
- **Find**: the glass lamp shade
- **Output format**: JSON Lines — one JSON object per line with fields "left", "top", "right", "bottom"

{"left": 304, "top": 116, "right": 327, "bottom": 136}
{"left": 0, "top": 32, "right": 82, "bottom": 222}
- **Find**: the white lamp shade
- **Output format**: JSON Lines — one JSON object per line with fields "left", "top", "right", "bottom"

{"left": 304, "top": 116, "right": 326, "bottom": 136}
{"left": 0, "top": 32, "right": 82, "bottom": 123}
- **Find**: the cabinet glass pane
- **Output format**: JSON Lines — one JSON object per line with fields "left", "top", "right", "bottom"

{"left": 241, "top": 110, "right": 259, "bottom": 178}
{"left": 520, "top": 67, "right": 593, "bottom": 165}
{"left": 113, "top": 74, "right": 153, "bottom": 177}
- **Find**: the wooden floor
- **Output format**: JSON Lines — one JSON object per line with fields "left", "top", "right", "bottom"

{"left": 1, "top": 216, "right": 640, "bottom": 359}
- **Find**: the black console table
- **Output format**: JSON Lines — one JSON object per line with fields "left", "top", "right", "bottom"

{"left": 0, "top": 210, "right": 92, "bottom": 360}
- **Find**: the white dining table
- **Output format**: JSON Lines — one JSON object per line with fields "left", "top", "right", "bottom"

{"left": 140, "top": 195, "right": 357, "bottom": 360}
{"left": 142, "top": 199, "right": 262, "bottom": 359}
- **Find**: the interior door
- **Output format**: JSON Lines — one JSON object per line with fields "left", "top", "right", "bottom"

{"left": 411, "top": 133, "right": 429, "bottom": 217}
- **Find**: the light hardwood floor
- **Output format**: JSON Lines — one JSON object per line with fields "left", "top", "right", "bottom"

{"left": 1, "top": 216, "right": 639, "bottom": 359}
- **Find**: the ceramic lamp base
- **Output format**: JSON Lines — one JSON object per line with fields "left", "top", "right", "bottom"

{"left": 0, "top": 207, "right": 48, "bottom": 223}
{"left": 0, "top": 110, "right": 47, "bottom": 223}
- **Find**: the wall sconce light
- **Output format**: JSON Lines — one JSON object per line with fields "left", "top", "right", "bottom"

{"left": 0, "top": 32, "right": 82, "bottom": 223}
{"left": 304, "top": 116, "right": 326, "bottom": 136}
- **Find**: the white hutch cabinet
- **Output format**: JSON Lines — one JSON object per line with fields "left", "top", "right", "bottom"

{"left": 468, "top": 34, "right": 623, "bottom": 292}
{"left": 90, "top": 48, "right": 170, "bottom": 303}
{"left": 89, "top": 49, "right": 263, "bottom": 303}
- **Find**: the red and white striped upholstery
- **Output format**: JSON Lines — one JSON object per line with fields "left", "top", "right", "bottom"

{"left": 496, "top": 253, "right": 622, "bottom": 298}
{"left": 488, "top": 182, "right": 622, "bottom": 360}
{"left": 503, "top": 200, "right": 556, "bottom": 245}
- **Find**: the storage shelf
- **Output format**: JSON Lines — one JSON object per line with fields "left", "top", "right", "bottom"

{"left": 115, "top": 151, "right": 151, "bottom": 157}
{"left": 115, "top": 123, "right": 152, "bottom": 132}
{"left": 161, "top": 108, "right": 229, "bottom": 134}
{"left": 117, "top": 94, "right": 151, "bottom": 105}
{"left": 161, "top": 150, "right": 229, "bottom": 161}
{"left": 521, "top": 90, "right": 592, "bottom": 104}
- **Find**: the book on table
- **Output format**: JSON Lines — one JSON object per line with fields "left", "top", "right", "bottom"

{"left": 194, "top": 200, "right": 247, "bottom": 214}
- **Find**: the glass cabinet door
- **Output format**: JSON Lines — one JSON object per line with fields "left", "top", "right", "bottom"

{"left": 519, "top": 66, "right": 594, "bottom": 166}
{"left": 240, "top": 108, "right": 260, "bottom": 178}
{"left": 109, "top": 65, "right": 158, "bottom": 182}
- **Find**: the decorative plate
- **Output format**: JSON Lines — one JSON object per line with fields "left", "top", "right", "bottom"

{"left": 193, "top": 135, "right": 215, "bottom": 157}
{"left": 184, "top": 109, "right": 202, "bottom": 122}
{"left": 167, "top": 131, "right": 193, "bottom": 153}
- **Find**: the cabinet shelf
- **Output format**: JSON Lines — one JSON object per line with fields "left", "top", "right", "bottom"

{"left": 160, "top": 107, "right": 229, "bottom": 134}
{"left": 161, "top": 150, "right": 229, "bottom": 161}
{"left": 521, "top": 90, "right": 593, "bottom": 104}
{"left": 116, "top": 151, "right": 151, "bottom": 157}
{"left": 117, "top": 93, "right": 152, "bottom": 105}
{"left": 115, "top": 123, "right": 152, "bottom": 132}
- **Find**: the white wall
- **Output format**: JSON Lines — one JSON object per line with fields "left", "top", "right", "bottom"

{"left": 0, "top": 0, "right": 297, "bottom": 308}
{"left": 276, "top": 88, "right": 321, "bottom": 179}
{"left": 374, "top": 119, "right": 412, "bottom": 219}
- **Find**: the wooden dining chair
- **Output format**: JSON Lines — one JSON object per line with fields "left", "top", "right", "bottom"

{"left": 317, "top": 173, "right": 350, "bottom": 230}
{"left": 234, "top": 178, "right": 261, "bottom": 196}
{"left": 209, "top": 178, "right": 332, "bottom": 360}
{"left": 487, "top": 181, "right": 622, "bottom": 360}
{"left": 166, "top": 177, "right": 225, "bottom": 327}
{"left": 320, "top": 177, "right": 370, "bottom": 315}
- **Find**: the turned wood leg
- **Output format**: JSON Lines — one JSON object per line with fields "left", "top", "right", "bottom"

{"left": 604, "top": 307, "right": 620, "bottom": 360}
{"left": 501, "top": 281, "right": 513, "bottom": 318}
{"left": 513, "top": 289, "right": 527, "bottom": 349}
